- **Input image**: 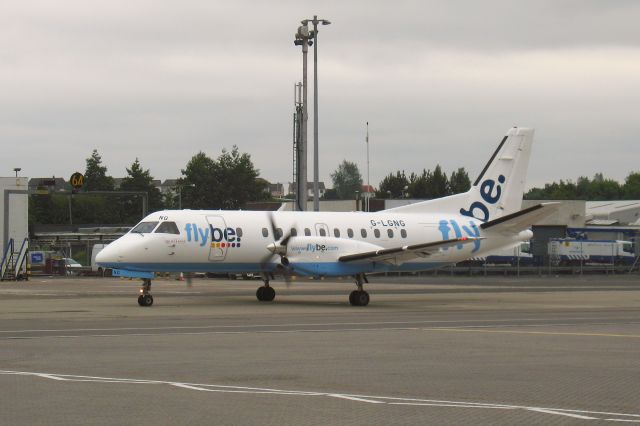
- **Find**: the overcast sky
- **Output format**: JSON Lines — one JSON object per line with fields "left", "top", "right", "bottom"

{"left": 2, "top": 0, "right": 640, "bottom": 189}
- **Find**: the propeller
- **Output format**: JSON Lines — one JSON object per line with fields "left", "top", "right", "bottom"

{"left": 260, "top": 212, "right": 296, "bottom": 286}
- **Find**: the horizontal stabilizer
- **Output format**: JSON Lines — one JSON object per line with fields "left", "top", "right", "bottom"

{"left": 480, "top": 203, "right": 559, "bottom": 234}
{"left": 339, "top": 237, "right": 482, "bottom": 265}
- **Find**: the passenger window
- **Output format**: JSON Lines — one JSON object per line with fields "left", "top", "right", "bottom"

{"left": 388, "top": 229, "right": 394, "bottom": 238}
{"left": 304, "top": 228, "right": 311, "bottom": 236}
{"left": 236, "top": 227, "right": 243, "bottom": 238}
{"left": 262, "top": 228, "right": 269, "bottom": 238}
{"left": 374, "top": 229, "right": 380, "bottom": 238}
{"left": 319, "top": 228, "right": 326, "bottom": 237}
{"left": 275, "top": 228, "right": 283, "bottom": 239}
{"left": 131, "top": 221, "right": 159, "bottom": 234}
{"left": 154, "top": 221, "right": 180, "bottom": 234}
{"left": 334, "top": 228, "right": 340, "bottom": 238}
{"left": 401, "top": 229, "right": 407, "bottom": 238}
{"left": 361, "top": 229, "right": 367, "bottom": 238}
{"left": 347, "top": 228, "right": 354, "bottom": 238}
{"left": 290, "top": 228, "right": 297, "bottom": 237}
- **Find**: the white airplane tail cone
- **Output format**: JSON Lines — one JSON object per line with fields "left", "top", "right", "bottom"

{"left": 385, "top": 127, "right": 534, "bottom": 223}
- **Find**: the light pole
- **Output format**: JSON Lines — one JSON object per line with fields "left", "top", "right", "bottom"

{"left": 366, "top": 122, "right": 370, "bottom": 212}
{"left": 177, "top": 184, "right": 195, "bottom": 210}
{"left": 302, "top": 16, "right": 330, "bottom": 212}
{"left": 13, "top": 167, "right": 21, "bottom": 178}
{"left": 294, "top": 23, "right": 313, "bottom": 211}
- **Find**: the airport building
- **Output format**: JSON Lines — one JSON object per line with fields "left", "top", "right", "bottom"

{"left": 0, "top": 177, "right": 29, "bottom": 279}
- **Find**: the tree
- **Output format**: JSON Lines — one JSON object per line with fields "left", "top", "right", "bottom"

{"left": 425, "top": 164, "right": 449, "bottom": 198}
{"left": 179, "top": 152, "right": 216, "bottom": 209}
{"left": 524, "top": 172, "right": 624, "bottom": 201}
{"left": 408, "top": 170, "right": 430, "bottom": 198}
{"left": 331, "top": 160, "right": 363, "bottom": 200}
{"left": 623, "top": 172, "right": 640, "bottom": 199}
{"left": 84, "top": 149, "right": 114, "bottom": 191}
{"left": 180, "top": 146, "right": 267, "bottom": 209}
{"left": 119, "top": 158, "right": 164, "bottom": 223}
{"left": 449, "top": 168, "right": 471, "bottom": 194}
{"left": 377, "top": 171, "right": 409, "bottom": 198}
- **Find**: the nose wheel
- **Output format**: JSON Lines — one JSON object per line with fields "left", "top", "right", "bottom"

{"left": 137, "top": 278, "right": 154, "bottom": 307}
{"left": 349, "top": 274, "right": 370, "bottom": 306}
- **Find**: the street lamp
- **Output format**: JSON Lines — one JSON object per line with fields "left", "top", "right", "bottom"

{"left": 177, "top": 183, "right": 195, "bottom": 210}
{"left": 301, "top": 16, "right": 330, "bottom": 212}
{"left": 293, "top": 23, "right": 313, "bottom": 211}
{"left": 13, "top": 167, "right": 21, "bottom": 178}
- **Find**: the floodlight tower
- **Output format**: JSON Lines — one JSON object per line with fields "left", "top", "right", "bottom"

{"left": 301, "top": 16, "right": 331, "bottom": 211}
{"left": 293, "top": 23, "right": 313, "bottom": 211}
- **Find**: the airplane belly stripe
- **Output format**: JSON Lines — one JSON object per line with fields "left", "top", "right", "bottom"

{"left": 99, "top": 262, "right": 450, "bottom": 276}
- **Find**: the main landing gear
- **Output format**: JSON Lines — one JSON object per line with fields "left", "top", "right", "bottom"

{"left": 137, "top": 278, "right": 153, "bottom": 307}
{"left": 256, "top": 275, "right": 276, "bottom": 302}
{"left": 349, "top": 274, "right": 370, "bottom": 307}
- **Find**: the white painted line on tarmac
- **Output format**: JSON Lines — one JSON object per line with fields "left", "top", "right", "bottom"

{"left": 1, "top": 369, "right": 639, "bottom": 423}
{"left": 1, "top": 316, "right": 634, "bottom": 334}
{"left": 4, "top": 321, "right": 640, "bottom": 340}
{"left": 389, "top": 402, "right": 514, "bottom": 409}
{"left": 328, "top": 394, "right": 385, "bottom": 404}
{"left": 526, "top": 407, "right": 598, "bottom": 420}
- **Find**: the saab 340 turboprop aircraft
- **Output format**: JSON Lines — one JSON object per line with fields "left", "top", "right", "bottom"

{"left": 97, "top": 127, "right": 556, "bottom": 307}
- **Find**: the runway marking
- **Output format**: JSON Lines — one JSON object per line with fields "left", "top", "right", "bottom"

{"left": 3, "top": 321, "right": 640, "bottom": 340}
{"left": 328, "top": 394, "right": 385, "bottom": 404}
{"left": 0, "top": 369, "right": 638, "bottom": 423}
{"left": 426, "top": 328, "right": 640, "bottom": 339}
{"left": 526, "top": 407, "right": 598, "bottom": 420}
{"left": 1, "top": 316, "right": 637, "bottom": 334}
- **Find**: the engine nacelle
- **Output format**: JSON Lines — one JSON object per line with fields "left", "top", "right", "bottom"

{"left": 279, "top": 236, "right": 383, "bottom": 277}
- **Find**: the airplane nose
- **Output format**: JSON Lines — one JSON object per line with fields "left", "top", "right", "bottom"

{"left": 96, "top": 244, "right": 118, "bottom": 265}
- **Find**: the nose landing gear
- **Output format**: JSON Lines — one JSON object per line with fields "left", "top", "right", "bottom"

{"left": 137, "top": 278, "right": 153, "bottom": 307}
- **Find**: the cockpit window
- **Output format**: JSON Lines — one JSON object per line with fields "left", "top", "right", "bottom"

{"left": 155, "top": 221, "right": 180, "bottom": 235}
{"left": 131, "top": 221, "right": 159, "bottom": 234}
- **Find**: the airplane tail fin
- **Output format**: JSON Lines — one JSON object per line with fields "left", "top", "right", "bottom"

{"left": 385, "top": 127, "right": 534, "bottom": 222}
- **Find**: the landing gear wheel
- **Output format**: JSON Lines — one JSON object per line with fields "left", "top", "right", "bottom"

{"left": 349, "top": 290, "right": 369, "bottom": 306}
{"left": 140, "top": 294, "right": 153, "bottom": 307}
{"left": 256, "top": 286, "right": 276, "bottom": 302}
{"left": 138, "top": 278, "right": 153, "bottom": 307}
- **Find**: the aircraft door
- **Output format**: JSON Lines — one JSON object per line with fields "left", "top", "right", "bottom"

{"left": 206, "top": 215, "right": 228, "bottom": 261}
{"left": 315, "top": 223, "right": 330, "bottom": 237}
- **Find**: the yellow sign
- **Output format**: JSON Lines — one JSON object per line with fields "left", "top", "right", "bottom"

{"left": 69, "top": 172, "right": 84, "bottom": 189}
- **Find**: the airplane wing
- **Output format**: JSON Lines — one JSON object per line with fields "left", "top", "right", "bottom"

{"left": 480, "top": 202, "right": 559, "bottom": 235}
{"left": 338, "top": 237, "right": 482, "bottom": 266}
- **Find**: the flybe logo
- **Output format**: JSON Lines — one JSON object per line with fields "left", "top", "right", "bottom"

{"left": 184, "top": 223, "right": 241, "bottom": 248}
{"left": 439, "top": 219, "right": 481, "bottom": 252}
{"left": 460, "top": 175, "right": 505, "bottom": 222}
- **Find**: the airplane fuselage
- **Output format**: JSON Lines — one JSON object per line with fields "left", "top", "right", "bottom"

{"left": 97, "top": 209, "right": 528, "bottom": 277}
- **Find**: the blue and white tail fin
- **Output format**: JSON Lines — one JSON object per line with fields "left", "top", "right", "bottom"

{"left": 385, "top": 127, "right": 534, "bottom": 222}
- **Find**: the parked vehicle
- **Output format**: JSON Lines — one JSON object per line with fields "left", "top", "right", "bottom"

{"left": 62, "top": 258, "right": 83, "bottom": 275}
{"left": 465, "top": 242, "right": 534, "bottom": 266}
{"left": 548, "top": 239, "right": 635, "bottom": 265}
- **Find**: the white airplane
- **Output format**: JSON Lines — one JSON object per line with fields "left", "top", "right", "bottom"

{"left": 97, "top": 127, "right": 555, "bottom": 307}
